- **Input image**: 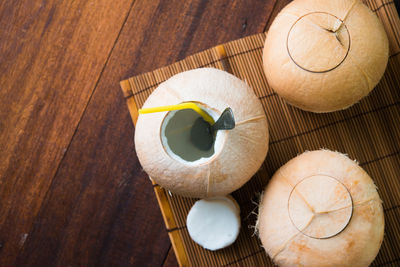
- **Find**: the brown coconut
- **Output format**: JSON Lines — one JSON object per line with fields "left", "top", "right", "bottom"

{"left": 258, "top": 150, "right": 384, "bottom": 267}
{"left": 134, "top": 68, "right": 269, "bottom": 198}
{"left": 263, "top": 0, "right": 389, "bottom": 112}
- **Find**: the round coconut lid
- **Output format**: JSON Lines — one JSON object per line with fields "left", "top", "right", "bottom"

{"left": 258, "top": 150, "right": 384, "bottom": 267}
{"left": 187, "top": 196, "right": 241, "bottom": 251}
{"left": 263, "top": 0, "right": 389, "bottom": 112}
{"left": 134, "top": 68, "right": 269, "bottom": 198}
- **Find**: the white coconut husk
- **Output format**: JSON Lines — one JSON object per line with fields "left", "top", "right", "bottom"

{"left": 258, "top": 150, "right": 384, "bottom": 267}
{"left": 134, "top": 68, "right": 269, "bottom": 198}
{"left": 263, "top": 0, "right": 389, "bottom": 112}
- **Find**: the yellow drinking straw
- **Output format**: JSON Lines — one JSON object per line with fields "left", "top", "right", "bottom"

{"left": 139, "top": 102, "right": 215, "bottom": 125}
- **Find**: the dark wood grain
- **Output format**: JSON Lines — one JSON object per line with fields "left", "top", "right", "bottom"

{"left": 0, "top": 0, "right": 134, "bottom": 266}
{"left": 264, "top": 0, "right": 292, "bottom": 31}
{"left": 0, "top": 0, "right": 279, "bottom": 266}
{"left": 163, "top": 246, "right": 179, "bottom": 267}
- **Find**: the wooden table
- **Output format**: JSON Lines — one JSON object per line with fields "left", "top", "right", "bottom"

{"left": 0, "top": 0, "right": 291, "bottom": 266}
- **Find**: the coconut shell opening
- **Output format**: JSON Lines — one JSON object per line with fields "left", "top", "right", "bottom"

{"left": 160, "top": 103, "right": 226, "bottom": 165}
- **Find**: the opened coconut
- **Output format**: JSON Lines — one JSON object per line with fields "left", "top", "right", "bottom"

{"left": 257, "top": 150, "right": 384, "bottom": 267}
{"left": 263, "top": 0, "right": 389, "bottom": 112}
{"left": 134, "top": 68, "right": 269, "bottom": 198}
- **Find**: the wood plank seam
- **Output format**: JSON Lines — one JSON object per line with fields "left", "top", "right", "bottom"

{"left": 16, "top": 0, "right": 138, "bottom": 261}
{"left": 263, "top": 0, "right": 280, "bottom": 32}
{"left": 161, "top": 244, "right": 172, "bottom": 266}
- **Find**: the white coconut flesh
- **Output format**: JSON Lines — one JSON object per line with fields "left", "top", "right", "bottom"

{"left": 187, "top": 196, "right": 241, "bottom": 251}
{"left": 160, "top": 103, "right": 225, "bottom": 165}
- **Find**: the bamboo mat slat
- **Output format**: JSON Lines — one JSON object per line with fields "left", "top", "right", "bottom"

{"left": 120, "top": 1, "right": 400, "bottom": 266}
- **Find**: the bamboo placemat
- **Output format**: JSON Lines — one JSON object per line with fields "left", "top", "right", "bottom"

{"left": 121, "top": 1, "right": 400, "bottom": 266}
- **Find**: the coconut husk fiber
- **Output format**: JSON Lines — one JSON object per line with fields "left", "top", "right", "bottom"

{"left": 120, "top": 0, "right": 400, "bottom": 265}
